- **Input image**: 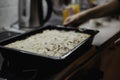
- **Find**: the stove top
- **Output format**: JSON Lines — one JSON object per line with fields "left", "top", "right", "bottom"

{"left": 0, "top": 31, "right": 20, "bottom": 42}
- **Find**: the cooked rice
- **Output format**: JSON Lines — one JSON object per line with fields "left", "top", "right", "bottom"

{"left": 5, "top": 30, "right": 90, "bottom": 57}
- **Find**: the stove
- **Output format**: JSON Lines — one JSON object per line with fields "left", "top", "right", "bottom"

{"left": 0, "top": 31, "right": 20, "bottom": 42}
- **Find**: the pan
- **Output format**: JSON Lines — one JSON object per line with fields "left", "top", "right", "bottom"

{"left": 0, "top": 25, "right": 99, "bottom": 77}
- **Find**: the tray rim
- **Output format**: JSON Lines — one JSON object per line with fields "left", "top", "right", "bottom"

{"left": 0, "top": 25, "right": 99, "bottom": 60}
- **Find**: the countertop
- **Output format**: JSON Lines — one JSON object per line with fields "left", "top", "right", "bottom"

{"left": 79, "top": 18, "right": 120, "bottom": 46}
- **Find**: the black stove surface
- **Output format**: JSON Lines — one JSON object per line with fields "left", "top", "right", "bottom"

{"left": 0, "top": 31, "right": 20, "bottom": 42}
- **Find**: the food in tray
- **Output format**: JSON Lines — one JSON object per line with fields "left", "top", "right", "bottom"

{"left": 4, "top": 30, "right": 90, "bottom": 57}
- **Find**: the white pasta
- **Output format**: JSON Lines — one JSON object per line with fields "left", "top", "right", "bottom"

{"left": 5, "top": 30, "right": 90, "bottom": 57}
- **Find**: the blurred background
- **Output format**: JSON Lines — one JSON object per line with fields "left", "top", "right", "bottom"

{"left": 0, "top": 0, "right": 112, "bottom": 31}
{"left": 0, "top": 0, "right": 18, "bottom": 30}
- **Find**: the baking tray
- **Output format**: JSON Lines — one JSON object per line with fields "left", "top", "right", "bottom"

{"left": 0, "top": 25, "right": 98, "bottom": 77}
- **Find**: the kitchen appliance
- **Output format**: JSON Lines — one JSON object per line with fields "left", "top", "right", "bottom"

{"left": 18, "top": 0, "right": 53, "bottom": 28}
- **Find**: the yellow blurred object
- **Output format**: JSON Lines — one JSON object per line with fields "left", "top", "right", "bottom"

{"left": 63, "top": 4, "right": 80, "bottom": 21}
{"left": 90, "top": 0, "right": 96, "bottom": 3}
{"left": 90, "top": 0, "right": 97, "bottom": 4}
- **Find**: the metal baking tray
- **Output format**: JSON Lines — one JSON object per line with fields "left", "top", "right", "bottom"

{"left": 0, "top": 25, "right": 98, "bottom": 59}
{"left": 0, "top": 25, "right": 98, "bottom": 76}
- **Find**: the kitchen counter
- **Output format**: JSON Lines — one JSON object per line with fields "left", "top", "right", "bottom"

{"left": 79, "top": 18, "right": 120, "bottom": 46}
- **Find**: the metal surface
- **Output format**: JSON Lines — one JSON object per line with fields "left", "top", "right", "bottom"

{"left": 18, "top": 0, "right": 52, "bottom": 28}
{"left": 0, "top": 31, "right": 20, "bottom": 42}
